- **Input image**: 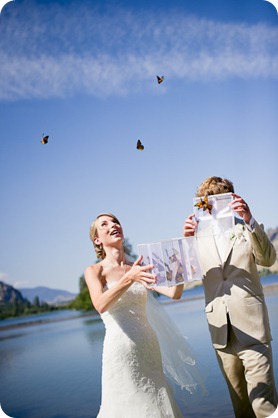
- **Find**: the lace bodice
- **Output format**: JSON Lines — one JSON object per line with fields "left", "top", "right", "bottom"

{"left": 101, "top": 282, "right": 149, "bottom": 335}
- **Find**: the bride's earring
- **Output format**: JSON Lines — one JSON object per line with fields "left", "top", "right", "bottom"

{"left": 94, "top": 236, "right": 102, "bottom": 246}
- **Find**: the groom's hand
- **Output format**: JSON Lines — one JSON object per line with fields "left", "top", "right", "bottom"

{"left": 231, "top": 193, "right": 252, "bottom": 224}
{"left": 183, "top": 213, "right": 197, "bottom": 237}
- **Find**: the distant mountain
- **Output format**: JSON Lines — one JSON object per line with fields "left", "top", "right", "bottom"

{"left": 0, "top": 281, "right": 27, "bottom": 305}
{"left": 19, "top": 286, "right": 77, "bottom": 306}
{"left": 0, "top": 282, "right": 31, "bottom": 319}
{"left": 263, "top": 226, "right": 278, "bottom": 273}
{"left": 0, "top": 282, "right": 65, "bottom": 319}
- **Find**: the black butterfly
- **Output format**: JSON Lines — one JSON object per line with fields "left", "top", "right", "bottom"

{"left": 41, "top": 134, "right": 49, "bottom": 144}
{"left": 136, "top": 139, "right": 144, "bottom": 150}
{"left": 194, "top": 196, "right": 213, "bottom": 214}
{"left": 156, "top": 75, "right": 164, "bottom": 84}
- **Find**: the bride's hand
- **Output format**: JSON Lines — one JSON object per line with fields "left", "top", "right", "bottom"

{"left": 126, "top": 256, "right": 157, "bottom": 287}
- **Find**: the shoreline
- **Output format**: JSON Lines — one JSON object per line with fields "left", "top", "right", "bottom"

{"left": 1, "top": 282, "right": 278, "bottom": 331}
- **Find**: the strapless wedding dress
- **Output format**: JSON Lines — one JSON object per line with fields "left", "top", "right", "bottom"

{"left": 97, "top": 282, "right": 184, "bottom": 418}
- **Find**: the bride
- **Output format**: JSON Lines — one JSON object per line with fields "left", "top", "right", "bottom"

{"left": 85, "top": 213, "right": 200, "bottom": 418}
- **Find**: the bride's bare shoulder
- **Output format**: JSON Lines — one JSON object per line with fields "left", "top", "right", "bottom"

{"left": 85, "top": 262, "right": 104, "bottom": 281}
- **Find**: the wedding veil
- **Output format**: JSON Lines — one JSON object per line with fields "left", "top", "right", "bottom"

{"left": 146, "top": 291, "right": 207, "bottom": 405}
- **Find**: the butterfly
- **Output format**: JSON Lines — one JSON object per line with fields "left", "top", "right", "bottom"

{"left": 41, "top": 134, "right": 49, "bottom": 144}
{"left": 194, "top": 196, "right": 213, "bottom": 214}
{"left": 136, "top": 139, "right": 144, "bottom": 150}
{"left": 156, "top": 75, "right": 164, "bottom": 84}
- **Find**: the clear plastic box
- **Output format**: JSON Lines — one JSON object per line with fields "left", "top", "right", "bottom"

{"left": 193, "top": 192, "right": 235, "bottom": 238}
{"left": 137, "top": 237, "right": 203, "bottom": 287}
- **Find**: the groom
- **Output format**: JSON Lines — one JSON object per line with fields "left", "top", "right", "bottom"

{"left": 183, "top": 176, "right": 277, "bottom": 418}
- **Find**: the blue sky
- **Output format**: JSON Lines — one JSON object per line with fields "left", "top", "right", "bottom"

{"left": 0, "top": 0, "right": 277, "bottom": 293}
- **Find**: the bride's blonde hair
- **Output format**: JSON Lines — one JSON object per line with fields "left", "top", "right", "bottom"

{"left": 89, "top": 213, "right": 122, "bottom": 260}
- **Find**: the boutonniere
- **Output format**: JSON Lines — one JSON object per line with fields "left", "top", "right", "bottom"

{"left": 230, "top": 225, "right": 246, "bottom": 241}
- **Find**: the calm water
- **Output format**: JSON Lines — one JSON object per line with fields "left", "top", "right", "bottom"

{"left": 1, "top": 276, "right": 278, "bottom": 418}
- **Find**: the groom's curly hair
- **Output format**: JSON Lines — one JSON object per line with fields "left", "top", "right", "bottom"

{"left": 196, "top": 176, "right": 234, "bottom": 197}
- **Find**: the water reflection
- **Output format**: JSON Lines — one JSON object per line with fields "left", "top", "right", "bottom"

{"left": 0, "top": 285, "right": 277, "bottom": 418}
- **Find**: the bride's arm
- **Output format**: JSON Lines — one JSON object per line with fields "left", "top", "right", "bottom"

{"left": 84, "top": 265, "right": 131, "bottom": 314}
{"left": 85, "top": 257, "right": 156, "bottom": 314}
{"left": 153, "top": 284, "right": 184, "bottom": 300}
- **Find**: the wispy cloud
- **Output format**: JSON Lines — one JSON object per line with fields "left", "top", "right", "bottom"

{"left": 0, "top": 0, "right": 277, "bottom": 101}
{"left": 0, "top": 272, "right": 9, "bottom": 281}
{"left": 0, "top": 272, "right": 30, "bottom": 288}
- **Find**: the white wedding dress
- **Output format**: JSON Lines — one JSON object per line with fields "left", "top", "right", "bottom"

{"left": 97, "top": 282, "right": 184, "bottom": 418}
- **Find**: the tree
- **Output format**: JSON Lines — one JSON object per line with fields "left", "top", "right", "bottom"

{"left": 69, "top": 275, "right": 94, "bottom": 311}
{"left": 79, "top": 275, "right": 87, "bottom": 293}
{"left": 123, "top": 237, "right": 138, "bottom": 260}
{"left": 33, "top": 296, "right": 41, "bottom": 308}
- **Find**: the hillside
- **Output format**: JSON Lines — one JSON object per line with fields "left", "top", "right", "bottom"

{"left": 259, "top": 226, "right": 278, "bottom": 273}
{"left": 0, "top": 281, "right": 27, "bottom": 305}
{"left": 19, "top": 286, "right": 77, "bottom": 306}
{"left": 0, "top": 281, "right": 30, "bottom": 319}
{"left": 0, "top": 282, "right": 62, "bottom": 319}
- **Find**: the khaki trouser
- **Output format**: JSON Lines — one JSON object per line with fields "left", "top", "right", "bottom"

{"left": 215, "top": 321, "right": 277, "bottom": 418}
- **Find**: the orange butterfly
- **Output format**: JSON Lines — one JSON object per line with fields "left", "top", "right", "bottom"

{"left": 156, "top": 75, "right": 164, "bottom": 84}
{"left": 194, "top": 196, "right": 213, "bottom": 214}
{"left": 41, "top": 134, "right": 49, "bottom": 144}
{"left": 136, "top": 139, "right": 144, "bottom": 150}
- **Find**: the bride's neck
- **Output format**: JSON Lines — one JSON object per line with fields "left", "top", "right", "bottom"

{"left": 104, "top": 247, "right": 125, "bottom": 267}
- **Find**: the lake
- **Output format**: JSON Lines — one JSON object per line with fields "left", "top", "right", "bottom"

{"left": 1, "top": 275, "right": 278, "bottom": 418}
